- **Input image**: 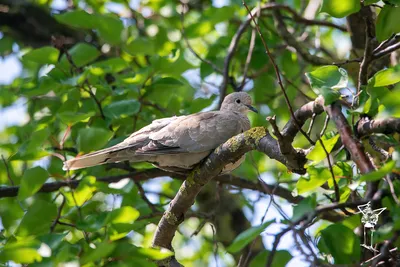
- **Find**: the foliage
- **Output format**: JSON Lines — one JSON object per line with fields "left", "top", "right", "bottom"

{"left": 0, "top": 0, "right": 400, "bottom": 266}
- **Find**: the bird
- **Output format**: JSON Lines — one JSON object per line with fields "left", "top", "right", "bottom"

{"left": 63, "top": 92, "right": 258, "bottom": 173}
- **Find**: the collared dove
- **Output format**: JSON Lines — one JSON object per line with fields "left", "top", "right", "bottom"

{"left": 63, "top": 92, "right": 257, "bottom": 173}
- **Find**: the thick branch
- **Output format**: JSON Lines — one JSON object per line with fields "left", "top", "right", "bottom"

{"left": 151, "top": 128, "right": 268, "bottom": 250}
{"left": 0, "top": 0, "right": 86, "bottom": 47}
{"left": 325, "top": 103, "right": 377, "bottom": 198}
{"left": 357, "top": 117, "right": 400, "bottom": 136}
{"left": 0, "top": 163, "right": 303, "bottom": 203}
{"left": 281, "top": 96, "right": 325, "bottom": 142}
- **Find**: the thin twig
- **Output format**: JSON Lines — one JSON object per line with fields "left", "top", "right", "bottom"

{"left": 82, "top": 81, "right": 107, "bottom": 121}
{"left": 239, "top": 27, "right": 257, "bottom": 91}
{"left": 180, "top": 2, "right": 222, "bottom": 73}
{"left": 50, "top": 194, "right": 66, "bottom": 232}
{"left": 243, "top": 1, "right": 315, "bottom": 145}
{"left": 1, "top": 155, "right": 14, "bottom": 186}
{"left": 357, "top": 18, "right": 375, "bottom": 95}
{"left": 373, "top": 41, "right": 400, "bottom": 60}
{"left": 135, "top": 181, "right": 159, "bottom": 213}
{"left": 318, "top": 139, "right": 340, "bottom": 203}
{"left": 319, "top": 115, "right": 330, "bottom": 137}
{"left": 307, "top": 113, "right": 317, "bottom": 135}
{"left": 385, "top": 175, "right": 400, "bottom": 205}
{"left": 332, "top": 58, "right": 362, "bottom": 66}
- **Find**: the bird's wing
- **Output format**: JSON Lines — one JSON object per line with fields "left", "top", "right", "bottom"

{"left": 63, "top": 116, "right": 179, "bottom": 170}
{"left": 137, "top": 111, "right": 245, "bottom": 154}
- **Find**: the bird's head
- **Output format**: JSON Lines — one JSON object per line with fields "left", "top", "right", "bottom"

{"left": 220, "top": 92, "right": 258, "bottom": 114}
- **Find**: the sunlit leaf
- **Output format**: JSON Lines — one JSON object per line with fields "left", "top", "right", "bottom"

{"left": 359, "top": 161, "right": 395, "bottom": 182}
{"left": 296, "top": 166, "right": 332, "bottom": 194}
{"left": 135, "top": 247, "right": 174, "bottom": 260}
{"left": 106, "top": 206, "right": 140, "bottom": 224}
{"left": 23, "top": 47, "right": 59, "bottom": 65}
{"left": 369, "top": 65, "right": 400, "bottom": 87}
{"left": 307, "top": 134, "right": 340, "bottom": 164}
{"left": 306, "top": 66, "right": 348, "bottom": 91}
{"left": 320, "top": 0, "right": 360, "bottom": 18}
{"left": 64, "top": 176, "right": 97, "bottom": 206}
{"left": 0, "top": 240, "right": 42, "bottom": 264}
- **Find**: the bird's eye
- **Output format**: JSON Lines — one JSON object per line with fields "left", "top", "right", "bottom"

{"left": 236, "top": 99, "right": 241, "bottom": 104}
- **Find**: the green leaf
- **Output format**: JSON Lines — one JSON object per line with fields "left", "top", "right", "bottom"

{"left": 292, "top": 196, "right": 317, "bottom": 221}
{"left": 18, "top": 166, "right": 49, "bottom": 201}
{"left": 320, "top": 0, "right": 361, "bottom": 18}
{"left": 376, "top": 6, "right": 400, "bottom": 42}
{"left": 77, "top": 212, "right": 108, "bottom": 232}
{"left": 227, "top": 220, "right": 274, "bottom": 253}
{"left": 56, "top": 11, "right": 123, "bottom": 44}
{"left": 80, "top": 242, "right": 116, "bottom": 264}
{"left": 67, "top": 43, "right": 100, "bottom": 67}
{"left": 296, "top": 166, "right": 332, "bottom": 194}
{"left": 39, "top": 233, "right": 68, "bottom": 250}
{"left": 106, "top": 206, "right": 140, "bottom": 224}
{"left": 93, "top": 57, "right": 128, "bottom": 73}
{"left": 95, "top": 15, "right": 124, "bottom": 45}
{"left": 55, "top": 10, "right": 96, "bottom": 29}
{"left": 0, "top": 36, "right": 14, "bottom": 56}
{"left": 64, "top": 176, "right": 97, "bottom": 206}
{"left": 150, "top": 77, "right": 184, "bottom": 90}
{"left": 125, "top": 38, "right": 156, "bottom": 55}
{"left": 320, "top": 86, "right": 341, "bottom": 105}
{"left": 104, "top": 100, "right": 141, "bottom": 119}
{"left": 135, "top": 247, "right": 174, "bottom": 260}
{"left": 369, "top": 65, "right": 400, "bottom": 87}
{"left": 250, "top": 250, "right": 292, "bottom": 267}
{"left": 359, "top": 161, "right": 395, "bottom": 182}
{"left": 77, "top": 127, "right": 113, "bottom": 153}
{"left": 23, "top": 47, "right": 59, "bottom": 65}
{"left": 307, "top": 134, "right": 340, "bottom": 164}
{"left": 15, "top": 200, "right": 57, "bottom": 237}
{"left": 152, "top": 50, "right": 194, "bottom": 77}
{"left": 306, "top": 66, "right": 348, "bottom": 91}
{"left": 318, "top": 224, "right": 360, "bottom": 264}
{"left": 13, "top": 128, "right": 50, "bottom": 160}
{"left": 204, "top": 6, "right": 236, "bottom": 24}
{"left": 0, "top": 240, "right": 42, "bottom": 264}
{"left": 57, "top": 111, "right": 96, "bottom": 125}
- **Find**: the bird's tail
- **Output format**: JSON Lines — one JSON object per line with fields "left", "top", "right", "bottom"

{"left": 63, "top": 146, "right": 123, "bottom": 171}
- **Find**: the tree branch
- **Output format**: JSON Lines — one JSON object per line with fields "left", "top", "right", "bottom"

{"left": 271, "top": 7, "right": 332, "bottom": 66}
{"left": 219, "top": 2, "right": 342, "bottom": 102}
{"left": 325, "top": 103, "right": 377, "bottom": 198}
{"left": 357, "top": 117, "right": 400, "bottom": 136}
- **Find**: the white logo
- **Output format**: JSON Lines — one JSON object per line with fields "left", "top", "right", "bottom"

{"left": 357, "top": 202, "right": 386, "bottom": 252}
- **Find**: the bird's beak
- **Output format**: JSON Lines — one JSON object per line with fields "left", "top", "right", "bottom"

{"left": 245, "top": 104, "right": 258, "bottom": 113}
